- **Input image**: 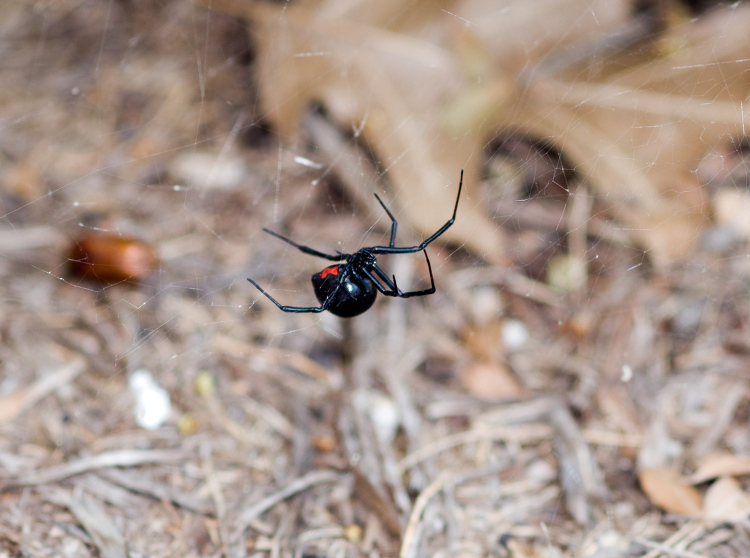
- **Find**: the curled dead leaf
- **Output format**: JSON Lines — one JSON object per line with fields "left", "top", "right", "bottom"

{"left": 461, "top": 362, "right": 527, "bottom": 401}
{"left": 703, "top": 476, "right": 750, "bottom": 522}
{"left": 690, "top": 453, "right": 750, "bottom": 485}
{"left": 461, "top": 319, "right": 504, "bottom": 363}
{"left": 201, "top": 0, "right": 750, "bottom": 267}
{"left": 3, "top": 160, "right": 45, "bottom": 202}
{"left": 201, "top": 0, "right": 507, "bottom": 261}
{"left": 713, "top": 188, "right": 750, "bottom": 239}
{"left": 638, "top": 467, "right": 702, "bottom": 517}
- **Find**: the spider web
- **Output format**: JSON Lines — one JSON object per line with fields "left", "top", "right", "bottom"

{"left": 1, "top": 0, "right": 750, "bottom": 556}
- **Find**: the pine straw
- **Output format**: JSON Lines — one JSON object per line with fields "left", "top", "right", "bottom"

{"left": 1, "top": 1, "right": 750, "bottom": 557}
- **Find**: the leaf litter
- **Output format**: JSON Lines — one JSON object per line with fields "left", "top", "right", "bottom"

{"left": 2, "top": 0, "right": 750, "bottom": 557}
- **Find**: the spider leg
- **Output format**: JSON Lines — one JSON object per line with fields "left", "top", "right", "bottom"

{"left": 369, "top": 251, "right": 437, "bottom": 298}
{"left": 247, "top": 278, "right": 336, "bottom": 313}
{"left": 262, "top": 228, "right": 346, "bottom": 261}
{"left": 395, "top": 251, "right": 436, "bottom": 298}
{"left": 373, "top": 192, "right": 398, "bottom": 248}
{"left": 363, "top": 266, "right": 396, "bottom": 295}
{"left": 369, "top": 170, "right": 463, "bottom": 255}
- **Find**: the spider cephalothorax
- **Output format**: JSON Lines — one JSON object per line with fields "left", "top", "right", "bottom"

{"left": 247, "top": 170, "right": 463, "bottom": 318}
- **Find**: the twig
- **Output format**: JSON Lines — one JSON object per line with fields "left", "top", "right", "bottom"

{"left": 209, "top": 334, "right": 332, "bottom": 385}
{"left": 399, "top": 470, "right": 452, "bottom": 558}
{"left": 3, "top": 449, "right": 186, "bottom": 487}
{"left": 301, "top": 109, "right": 384, "bottom": 218}
{"left": 236, "top": 470, "right": 341, "bottom": 526}
{"left": 0, "top": 226, "right": 66, "bottom": 251}
{"left": 567, "top": 183, "right": 592, "bottom": 294}
{"left": 351, "top": 467, "right": 404, "bottom": 538}
{"left": 447, "top": 267, "right": 564, "bottom": 307}
{"left": 581, "top": 429, "right": 643, "bottom": 447}
{"left": 641, "top": 521, "right": 707, "bottom": 558}
{"left": 42, "top": 487, "right": 126, "bottom": 558}
{"left": 550, "top": 402, "right": 606, "bottom": 525}
{"left": 690, "top": 378, "right": 749, "bottom": 458}
{"left": 201, "top": 441, "right": 229, "bottom": 556}
{"left": 232, "top": 470, "right": 341, "bottom": 558}
{"left": 398, "top": 424, "right": 552, "bottom": 472}
{"left": 0, "top": 358, "right": 86, "bottom": 424}
{"left": 635, "top": 538, "right": 710, "bottom": 558}
{"left": 380, "top": 346, "right": 424, "bottom": 518}
{"left": 97, "top": 468, "right": 213, "bottom": 515}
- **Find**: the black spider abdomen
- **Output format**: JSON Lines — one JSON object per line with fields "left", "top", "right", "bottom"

{"left": 311, "top": 265, "right": 377, "bottom": 318}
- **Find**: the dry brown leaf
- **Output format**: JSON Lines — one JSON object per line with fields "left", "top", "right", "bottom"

{"left": 461, "top": 319, "right": 504, "bottom": 363}
{"left": 509, "top": 5, "right": 750, "bottom": 264}
{"left": 461, "top": 362, "right": 527, "bottom": 401}
{"left": 198, "top": 0, "right": 641, "bottom": 262}
{"left": 639, "top": 467, "right": 702, "bottom": 517}
{"left": 690, "top": 453, "right": 750, "bottom": 485}
{"left": 505, "top": 538, "right": 549, "bottom": 558}
{"left": 713, "top": 188, "right": 750, "bottom": 239}
{"left": 202, "top": 0, "right": 750, "bottom": 267}
{"left": 703, "top": 476, "right": 750, "bottom": 523}
{"left": 3, "top": 160, "right": 45, "bottom": 202}
{"left": 203, "top": 0, "right": 505, "bottom": 261}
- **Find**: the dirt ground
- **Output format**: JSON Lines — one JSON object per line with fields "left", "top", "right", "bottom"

{"left": 2, "top": 1, "right": 750, "bottom": 557}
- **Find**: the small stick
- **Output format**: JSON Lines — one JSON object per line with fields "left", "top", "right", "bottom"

{"left": 635, "top": 538, "right": 709, "bottom": 558}
{"left": 0, "top": 358, "right": 85, "bottom": 424}
{"left": 641, "top": 521, "right": 706, "bottom": 558}
{"left": 399, "top": 470, "right": 452, "bottom": 558}
{"left": 201, "top": 442, "right": 229, "bottom": 556}
{"left": 398, "top": 424, "right": 552, "bottom": 472}
{"left": 236, "top": 470, "right": 340, "bottom": 526}
{"left": 3, "top": 449, "right": 187, "bottom": 487}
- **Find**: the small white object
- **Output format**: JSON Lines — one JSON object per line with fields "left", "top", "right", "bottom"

{"left": 502, "top": 319, "right": 529, "bottom": 351}
{"left": 129, "top": 369, "right": 171, "bottom": 430}
{"left": 470, "top": 286, "right": 503, "bottom": 325}
{"left": 547, "top": 253, "right": 587, "bottom": 292}
{"left": 621, "top": 365, "right": 633, "bottom": 382}
{"left": 354, "top": 390, "right": 400, "bottom": 444}
{"left": 714, "top": 188, "right": 750, "bottom": 239}
{"left": 293, "top": 155, "right": 323, "bottom": 169}
{"left": 169, "top": 152, "right": 247, "bottom": 190}
{"left": 526, "top": 459, "right": 557, "bottom": 483}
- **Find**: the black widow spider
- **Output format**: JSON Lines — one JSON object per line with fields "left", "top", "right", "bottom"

{"left": 247, "top": 170, "right": 463, "bottom": 318}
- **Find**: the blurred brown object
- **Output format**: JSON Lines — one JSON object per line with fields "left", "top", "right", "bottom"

{"left": 201, "top": 0, "right": 750, "bottom": 268}
{"left": 638, "top": 466, "right": 702, "bottom": 516}
{"left": 461, "top": 361, "right": 528, "bottom": 401}
{"left": 68, "top": 234, "right": 159, "bottom": 283}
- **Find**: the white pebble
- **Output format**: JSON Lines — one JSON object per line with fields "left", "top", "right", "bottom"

{"left": 502, "top": 319, "right": 529, "bottom": 351}
{"left": 129, "top": 369, "right": 171, "bottom": 430}
{"left": 354, "top": 390, "right": 400, "bottom": 444}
